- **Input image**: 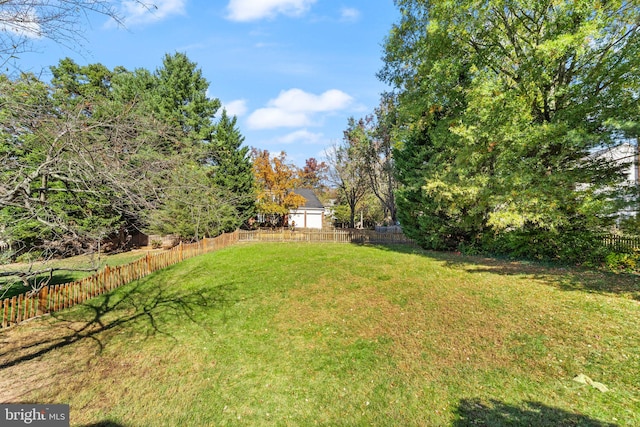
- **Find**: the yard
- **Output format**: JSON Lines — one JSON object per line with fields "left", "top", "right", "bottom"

{"left": 0, "top": 243, "right": 638, "bottom": 426}
{"left": 0, "top": 250, "right": 160, "bottom": 300}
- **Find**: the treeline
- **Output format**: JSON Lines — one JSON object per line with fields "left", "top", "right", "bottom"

{"left": 348, "top": 0, "right": 640, "bottom": 265}
{"left": 0, "top": 53, "right": 255, "bottom": 262}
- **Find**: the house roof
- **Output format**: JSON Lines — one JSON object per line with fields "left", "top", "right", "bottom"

{"left": 589, "top": 142, "right": 636, "bottom": 161}
{"left": 293, "top": 188, "right": 324, "bottom": 209}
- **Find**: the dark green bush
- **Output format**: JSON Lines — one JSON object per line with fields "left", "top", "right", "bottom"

{"left": 476, "top": 227, "right": 610, "bottom": 266}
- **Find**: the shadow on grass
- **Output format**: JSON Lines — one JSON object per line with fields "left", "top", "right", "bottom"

{"left": 454, "top": 398, "right": 617, "bottom": 426}
{"left": 0, "top": 278, "right": 238, "bottom": 371}
{"left": 370, "top": 244, "right": 640, "bottom": 300}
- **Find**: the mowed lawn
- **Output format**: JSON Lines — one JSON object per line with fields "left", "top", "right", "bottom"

{"left": 1, "top": 243, "right": 638, "bottom": 426}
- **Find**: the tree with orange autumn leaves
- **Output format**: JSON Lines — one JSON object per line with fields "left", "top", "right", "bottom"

{"left": 251, "top": 149, "right": 306, "bottom": 226}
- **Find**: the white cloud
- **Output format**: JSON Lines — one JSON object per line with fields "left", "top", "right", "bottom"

{"left": 247, "top": 108, "right": 311, "bottom": 129}
{"left": 223, "top": 99, "right": 248, "bottom": 117}
{"left": 340, "top": 7, "right": 360, "bottom": 22}
{"left": 116, "top": 0, "right": 186, "bottom": 26}
{"left": 278, "top": 129, "right": 324, "bottom": 145}
{"left": 0, "top": 9, "right": 41, "bottom": 38}
{"left": 270, "top": 88, "right": 353, "bottom": 113}
{"left": 226, "top": 0, "right": 316, "bottom": 22}
{"left": 247, "top": 88, "right": 353, "bottom": 130}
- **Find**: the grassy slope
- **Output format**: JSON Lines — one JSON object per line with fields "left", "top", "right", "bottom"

{"left": 0, "top": 243, "right": 638, "bottom": 426}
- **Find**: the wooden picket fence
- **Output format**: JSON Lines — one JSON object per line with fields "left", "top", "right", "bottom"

{"left": 1, "top": 231, "right": 239, "bottom": 329}
{"left": 238, "top": 228, "right": 414, "bottom": 245}
{"left": 601, "top": 234, "right": 640, "bottom": 252}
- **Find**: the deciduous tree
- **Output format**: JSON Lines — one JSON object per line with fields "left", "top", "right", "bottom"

{"left": 0, "top": 72, "right": 172, "bottom": 262}
{"left": 298, "top": 157, "right": 328, "bottom": 193}
{"left": 251, "top": 149, "right": 305, "bottom": 227}
{"left": 326, "top": 128, "right": 370, "bottom": 229}
{"left": 348, "top": 95, "right": 399, "bottom": 225}
{"left": 382, "top": 0, "right": 640, "bottom": 258}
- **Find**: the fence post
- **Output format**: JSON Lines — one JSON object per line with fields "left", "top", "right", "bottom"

{"left": 2, "top": 298, "right": 8, "bottom": 328}
{"left": 144, "top": 252, "right": 150, "bottom": 276}
{"left": 104, "top": 265, "right": 111, "bottom": 290}
{"left": 15, "top": 295, "right": 22, "bottom": 323}
{"left": 38, "top": 286, "right": 49, "bottom": 315}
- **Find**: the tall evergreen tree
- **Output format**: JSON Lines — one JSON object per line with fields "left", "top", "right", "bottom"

{"left": 155, "top": 52, "right": 220, "bottom": 147}
{"left": 50, "top": 58, "right": 113, "bottom": 99}
{"left": 206, "top": 109, "right": 255, "bottom": 231}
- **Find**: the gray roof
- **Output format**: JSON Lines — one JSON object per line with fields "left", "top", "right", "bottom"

{"left": 293, "top": 188, "right": 324, "bottom": 209}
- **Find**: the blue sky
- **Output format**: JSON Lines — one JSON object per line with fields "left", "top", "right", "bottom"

{"left": 13, "top": 0, "right": 400, "bottom": 166}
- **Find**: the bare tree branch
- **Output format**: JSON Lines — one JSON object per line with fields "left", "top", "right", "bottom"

{"left": 0, "top": 73, "right": 173, "bottom": 276}
{"left": 0, "top": 0, "right": 154, "bottom": 69}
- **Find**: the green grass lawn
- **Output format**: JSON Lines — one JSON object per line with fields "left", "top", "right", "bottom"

{"left": 0, "top": 243, "right": 638, "bottom": 426}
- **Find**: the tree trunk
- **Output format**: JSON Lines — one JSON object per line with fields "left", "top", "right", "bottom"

{"left": 348, "top": 200, "right": 356, "bottom": 229}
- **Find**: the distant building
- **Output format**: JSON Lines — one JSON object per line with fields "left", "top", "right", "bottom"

{"left": 592, "top": 142, "right": 639, "bottom": 184}
{"left": 289, "top": 188, "right": 325, "bottom": 229}
{"left": 589, "top": 142, "right": 639, "bottom": 218}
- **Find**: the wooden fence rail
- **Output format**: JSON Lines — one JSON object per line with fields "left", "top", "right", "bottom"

{"left": 1, "top": 231, "right": 238, "bottom": 329}
{"left": 601, "top": 234, "right": 640, "bottom": 252}
{"left": 238, "top": 229, "right": 414, "bottom": 245}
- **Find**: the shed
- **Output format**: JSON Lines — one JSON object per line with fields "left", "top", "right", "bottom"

{"left": 288, "top": 188, "right": 325, "bottom": 229}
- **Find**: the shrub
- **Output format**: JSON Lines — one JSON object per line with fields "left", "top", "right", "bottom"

{"left": 15, "top": 251, "right": 43, "bottom": 264}
{"left": 479, "top": 227, "right": 609, "bottom": 266}
{"left": 605, "top": 250, "right": 640, "bottom": 273}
